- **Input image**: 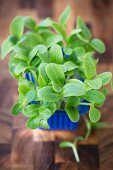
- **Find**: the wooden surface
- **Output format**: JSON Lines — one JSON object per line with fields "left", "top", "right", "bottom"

{"left": 0, "top": 1, "right": 113, "bottom": 169}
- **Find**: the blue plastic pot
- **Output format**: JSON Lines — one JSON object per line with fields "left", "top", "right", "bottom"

{"left": 25, "top": 73, "right": 89, "bottom": 130}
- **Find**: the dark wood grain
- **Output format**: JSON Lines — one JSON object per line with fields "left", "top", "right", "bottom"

{"left": 33, "top": 142, "right": 55, "bottom": 170}
{"left": 97, "top": 129, "right": 113, "bottom": 170}
{"left": 78, "top": 144, "right": 99, "bottom": 170}
{"left": 55, "top": 162, "right": 77, "bottom": 170}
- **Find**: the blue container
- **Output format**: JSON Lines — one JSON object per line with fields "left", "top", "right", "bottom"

{"left": 25, "top": 73, "right": 89, "bottom": 130}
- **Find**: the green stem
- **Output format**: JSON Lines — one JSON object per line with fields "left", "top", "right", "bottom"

{"left": 80, "top": 102, "right": 91, "bottom": 106}
{"left": 72, "top": 144, "right": 80, "bottom": 163}
{"left": 84, "top": 116, "right": 92, "bottom": 140}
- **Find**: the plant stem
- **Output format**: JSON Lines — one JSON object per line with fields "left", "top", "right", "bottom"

{"left": 84, "top": 116, "right": 92, "bottom": 140}
{"left": 72, "top": 144, "right": 80, "bottom": 163}
{"left": 80, "top": 102, "right": 91, "bottom": 106}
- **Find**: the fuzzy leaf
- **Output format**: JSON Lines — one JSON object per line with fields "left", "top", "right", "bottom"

{"left": 84, "top": 78, "right": 102, "bottom": 90}
{"left": 59, "top": 6, "right": 71, "bottom": 26}
{"left": 25, "top": 90, "right": 36, "bottom": 104}
{"left": 39, "top": 119, "right": 49, "bottom": 129}
{"left": 65, "top": 107, "right": 80, "bottom": 122}
{"left": 38, "top": 107, "right": 52, "bottom": 119}
{"left": 1, "top": 38, "right": 14, "bottom": 59}
{"left": 26, "top": 115, "right": 40, "bottom": 129}
{"left": 96, "top": 72, "right": 112, "bottom": 86}
{"left": 89, "top": 106, "right": 101, "bottom": 122}
{"left": 84, "top": 90, "right": 105, "bottom": 106}
{"left": 77, "top": 16, "right": 92, "bottom": 41}
{"left": 46, "top": 63, "right": 65, "bottom": 86}
{"left": 83, "top": 53, "right": 97, "bottom": 79}
{"left": 63, "top": 80, "right": 86, "bottom": 97}
{"left": 46, "top": 35, "right": 63, "bottom": 47}
{"left": 90, "top": 39, "right": 106, "bottom": 54}
{"left": 15, "top": 63, "right": 28, "bottom": 75}
{"left": 24, "top": 16, "right": 36, "bottom": 30}
{"left": 49, "top": 44, "right": 63, "bottom": 64}
{"left": 38, "top": 63, "right": 49, "bottom": 86}
{"left": 23, "top": 104, "right": 39, "bottom": 117}
{"left": 59, "top": 141, "right": 73, "bottom": 148}
{"left": 38, "top": 86, "right": 61, "bottom": 102}
{"left": 64, "top": 61, "right": 78, "bottom": 71}
{"left": 10, "top": 16, "right": 24, "bottom": 39}
{"left": 11, "top": 103, "right": 23, "bottom": 116}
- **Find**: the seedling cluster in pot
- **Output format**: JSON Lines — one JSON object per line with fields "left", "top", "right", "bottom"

{"left": 1, "top": 6, "right": 112, "bottom": 129}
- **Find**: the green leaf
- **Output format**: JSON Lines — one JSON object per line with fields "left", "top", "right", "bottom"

{"left": 44, "top": 103, "right": 56, "bottom": 113}
{"left": 84, "top": 78, "right": 102, "bottom": 90}
{"left": 1, "top": 38, "right": 14, "bottom": 59}
{"left": 65, "top": 107, "right": 80, "bottom": 122}
{"left": 38, "top": 63, "right": 49, "bottom": 86}
{"left": 23, "top": 104, "right": 39, "bottom": 117}
{"left": 73, "top": 47, "right": 86, "bottom": 58}
{"left": 63, "top": 80, "right": 86, "bottom": 97}
{"left": 18, "top": 32, "right": 43, "bottom": 49}
{"left": 64, "top": 61, "right": 78, "bottom": 71}
{"left": 59, "top": 141, "right": 73, "bottom": 148}
{"left": 14, "top": 54, "right": 28, "bottom": 62}
{"left": 38, "top": 107, "right": 52, "bottom": 119}
{"left": 29, "top": 44, "right": 49, "bottom": 63}
{"left": 52, "top": 81, "right": 62, "bottom": 93}
{"left": 23, "top": 16, "right": 36, "bottom": 30}
{"left": 38, "top": 86, "right": 61, "bottom": 102}
{"left": 89, "top": 106, "right": 101, "bottom": 122}
{"left": 11, "top": 103, "right": 23, "bottom": 116}
{"left": 46, "top": 63, "right": 65, "bottom": 86}
{"left": 66, "top": 96, "right": 81, "bottom": 107}
{"left": 49, "top": 44, "right": 63, "bottom": 64}
{"left": 48, "top": 18, "right": 66, "bottom": 39}
{"left": 96, "top": 72, "right": 112, "bottom": 86}
{"left": 38, "top": 18, "right": 51, "bottom": 27}
{"left": 25, "top": 90, "right": 36, "bottom": 104}
{"left": 26, "top": 115, "right": 40, "bottom": 129}
{"left": 91, "top": 121, "right": 107, "bottom": 129}
{"left": 77, "top": 16, "right": 92, "bottom": 41}
{"left": 46, "top": 35, "right": 63, "bottom": 47}
{"left": 15, "top": 63, "right": 28, "bottom": 75}
{"left": 59, "top": 6, "right": 71, "bottom": 26}
{"left": 101, "top": 87, "right": 108, "bottom": 97}
{"left": 39, "top": 119, "right": 49, "bottom": 129}
{"left": 90, "top": 39, "right": 106, "bottom": 53}
{"left": 18, "top": 84, "right": 31, "bottom": 96}
{"left": 84, "top": 90, "right": 105, "bottom": 106}
{"left": 83, "top": 53, "right": 97, "bottom": 79}
{"left": 10, "top": 16, "right": 24, "bottom": 39}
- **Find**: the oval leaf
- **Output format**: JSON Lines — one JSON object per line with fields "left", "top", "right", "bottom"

{"left": 23, "top": 104, "right": 39, "bottom": 117}
{"left": 46, "top": 63, "right": 65, "bottom": 86}
{"left": 90, "top": 38, "right": 106, "bottom": 54}
{"left": 10, "top": 16, "right": 24, "bottom": 39}
{"left": 38, "top": 86, "right": 61, "bottom": 102}
{"left": 63, "top": 80, "right": 86, "bottom": 97}
{"left": 83, "top": 53, "right": 97, "bottom": 79}
{"left": 96, "top": 72, "right": 112, "bottom": 86}
{"left": 49, "top": 44, "right": 63, "bottom": 64}
{"left": 11, "top": 103, "right": 23, "bottom": 116}
{"left": 89, "top": 106, "right": 101, "bottom": 122}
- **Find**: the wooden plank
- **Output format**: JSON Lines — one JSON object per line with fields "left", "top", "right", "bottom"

{"left": 0, "top": 144, "right": 11, "bottom": 170}
{"left": 11, "top": 129, "right": 33, "bottom": 169}
{"left": 78, "top": 144, "right": 99, "bottom": 170}
{"left": 0, "top": 109, "right": 12, "bottom": 143}
{"left": 97, "top": 129, "right": 113, "bottom": 170}
{"left": 55, "top": 162, "right": 77, "bottom": 170}
{"left": 33, "top": 142, "right": 55, "bottom": 170}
